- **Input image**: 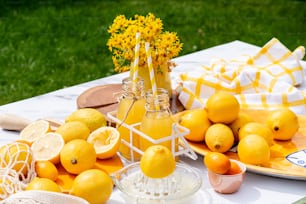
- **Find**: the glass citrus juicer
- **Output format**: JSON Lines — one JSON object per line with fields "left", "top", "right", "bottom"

{"left": 111, "top": 145, "right": 203, "bottom": 204}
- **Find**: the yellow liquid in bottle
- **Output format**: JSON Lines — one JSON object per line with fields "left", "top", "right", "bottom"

{"left": 140, "top": 112, "right": 174, "bottom": 151}
{"left": 117, "top": 97, "right": 146, "bottom": 161}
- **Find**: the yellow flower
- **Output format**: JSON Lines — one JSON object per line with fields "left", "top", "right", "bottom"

{"left": 107, "top": 13, "right": 183, "bottom": 73}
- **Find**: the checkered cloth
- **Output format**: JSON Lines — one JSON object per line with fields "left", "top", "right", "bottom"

{"left": 177, "top": 38, "right": 306, "bottom": 114}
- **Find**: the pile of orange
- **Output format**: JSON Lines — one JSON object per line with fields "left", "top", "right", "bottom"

{"left": 179, "top": 92, "right": 299, "bottom": 166}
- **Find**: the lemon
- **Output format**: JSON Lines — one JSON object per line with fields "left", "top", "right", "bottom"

{"left": 0, "top": 176, "right": 13, "bottom": 197}
{"left": 140, "top": 145, "right": 176, "bottom": 178}
{"left": 229, "top": 112, "right": 253, "bottom": 142}
{"left": 205, "top": 92, "right": 240, "bottom": 124}
{"left": 70, "top": 169, "right": 113, "bottom": 204}
{"left": 56, "top": 121, "right": 91, "bottom": 143}
{"left": 87, "top": 126, "right": 120, "bottom": 159}
{"left": 205, "top": 123, "right": 234, "bottom": 153}
{"left": 26, "top": 177, "right": 61, "bottom": 192}
{"left": 0, "top": 142, "right": 33, "bottom": 176}
{"left": 0, "top": 168, "right": 25, "bottom": 198}
{"left": 66, "top": 108, "right": 107, "bottom": 132}
{"left": 19, "top": 120, "right": 51, "bottom": 144}
{"left": 35, "top": 161, "right": 58, "bottom": 181}
{"left": 266, "top": 108, "right": 299, "bottom": 140}
{"left": 179, "top": 109, "right": 212, "bottom": 142}
{"left": 31, "top": 132, "right": 65, "bottom": 164}
{"left": 237, "top": 134, "right": 270, "bottom": 165}
{"left": 60, "top": 139, "right": 96, "bottom": 175}
{"left": 239, "top": 122, "right": 274, "bottom": 146}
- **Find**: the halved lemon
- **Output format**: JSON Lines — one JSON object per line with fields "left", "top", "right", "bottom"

{"left": 87, "top": 126, "right": 120, "bottom": 159}
{"left": 31, "top": 132, "right": 64, "bottom": 164}
{"left": 19, "top": 120, "right": 51, "bottom": 144}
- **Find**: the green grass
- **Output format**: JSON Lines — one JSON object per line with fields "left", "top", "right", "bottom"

{"left": 0, "top": 0, "right": 305, "bottom": 105}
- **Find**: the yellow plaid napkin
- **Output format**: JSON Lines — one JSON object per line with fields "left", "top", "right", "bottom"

{"left": 177, "top": 38, "right": 306, "bottom": 114}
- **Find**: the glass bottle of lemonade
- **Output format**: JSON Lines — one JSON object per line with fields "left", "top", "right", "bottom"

{"left": 139, "top": 88, "right": 177, "bottom": 153}
{"left": 117, "top": 77, "right": 146, "bottom": 161}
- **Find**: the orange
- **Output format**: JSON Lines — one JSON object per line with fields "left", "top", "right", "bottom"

{"left": 35, "top": 160, "right": 59, "bottom": 181}
{"left": 55, "top": 121, "right": 90, "bottom": 143}
{"left": 239, "top": 122, "right": 274, "bottom": 146}
{"left": 179, "top": 109, "right": 212, "bottom": 142}
{"left": 204, "top": 152, "right": 231, "bottom": 174}
{"left": 65, "top": 108, "right": 107, "bottom": 132}
{"left": 266, "top": 108, "right": 299, "bottom": 140}
{"left": 70, "top": 169, "right": 113, "bottom": 204}
{"left": 226, "top": 160, "right": 242, "bottom": 175}
{"left": 0, "top": 141, "right": 33, "bottom": 176}
{"left": 237, "top": 134, "right": 270, "bottom": 165}
{"left": 60, "top": 139, "right": 96, "bottom": 175}
{"left": 31, "top": 132, "right": 65, "bottom": 164}
{"left": 140, "top": 145, "right": 176, "bottom": 178}
{"left": 26, "top": 177, "right": 61, "bottom": 192}
{"left": 205, "top": 123, "right": 234, "bottom": 153}
{"left": 19, "top": 120, "right": 51, "bottom": 144}
{"left": 205, "top": 92, "right": 240, "bottom": 124}
{"left": 87, "top": 126, "right": 120, "bottom": 159}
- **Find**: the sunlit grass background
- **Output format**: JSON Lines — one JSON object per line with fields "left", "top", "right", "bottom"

{"left": 0, "top": 0, "right": 305, "bottom": 105}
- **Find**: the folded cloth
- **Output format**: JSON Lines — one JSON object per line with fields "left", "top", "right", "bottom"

{"left": 177, "top": 38, "right": 306, "bottom": 115}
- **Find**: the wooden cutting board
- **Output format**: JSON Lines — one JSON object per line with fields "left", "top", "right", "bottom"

{"left": 77, "top": 84, "right": 122, "bottom": 116}
{"left": 77, "top": 84, "right": 185, "bottom": 116}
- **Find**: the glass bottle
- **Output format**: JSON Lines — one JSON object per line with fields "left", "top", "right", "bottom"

{"left": 139, "top": 88, "right": 177, "bottom": 152}
{"left": 116, "top": 77, "right": 146, "bottom": 161}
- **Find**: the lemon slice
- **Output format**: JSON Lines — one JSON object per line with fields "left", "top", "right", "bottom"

{"left": 31, "top": 132, "right": 64, "bottom": 164}
{"left": 87, "top": 126, "right": 120, "bottom": 159}
{"left": 19, "top": 120, "right": 51, "bottom": 144}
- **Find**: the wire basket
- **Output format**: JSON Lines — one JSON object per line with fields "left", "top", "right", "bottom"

{"left": 107, "top": 111, "right": 197, "bottom": 162}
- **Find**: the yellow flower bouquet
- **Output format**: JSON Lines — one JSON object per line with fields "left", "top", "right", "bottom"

{"left": 107, "top": 13, "right": 183, "bottom": 95}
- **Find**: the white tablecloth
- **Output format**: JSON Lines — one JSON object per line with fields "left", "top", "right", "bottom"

{"left": 0, "top": 40, "right": 305, "bottom": 204}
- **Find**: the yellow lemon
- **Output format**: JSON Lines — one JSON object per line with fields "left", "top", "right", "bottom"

{"left": 206, "top": 92, "right": 240, "bottom": 124}
{"left": 26, "top": 177, "right": 61, "bottom": 192}
{"left": 239, "top": 122, "right": 274, "bottom": 146}
{"left": 0, "top": 142, "right": 33, "bottom": 176}
{"left": 66, "top": 108, "right": 107, "bottom": 132}
{"left": 179, "top": 109, "right": 212, "bottom": 142}
{"left": 31, "top": 132, "right": 65, "bottom": 164}
{"left": 60, "top": 139, "right": 96, "bottom": 175}
{"left": 266, "top": 108, "right": 299, "bottom": 140}
{"left": 237, "top": 134, "right": 270, "bottom": 165}
{"left": 70, "top": 169, "right": 113, "bottom": 204}
{"left": 56, "top": 121, "right": 90, "bottom": 143}
{"left": 35, "top": 161, "right": 59, "bottom": 181}
{"left": 205, "top": 123, "right": 234, "bottom": 153}
{"left": 229, "top": 112, "right": 253, "bottom": 142}
{"left": 140, "top": 145, "right": 176, "bottom": 178}
{"left": 87, "top": 126, "right": 120, "bottom": 159}
{"left": 19, "top": 120, "right": 51, "bottom": 144}
{"left": 0, "top": 169, "right": 23, "bottom": 197}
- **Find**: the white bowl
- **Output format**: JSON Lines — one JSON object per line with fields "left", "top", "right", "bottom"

{"left": 111, "top": 162, "right": 202, "bottom": 204}
{"left": 1, "top": 190, "right": 89, "bottom": 204}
